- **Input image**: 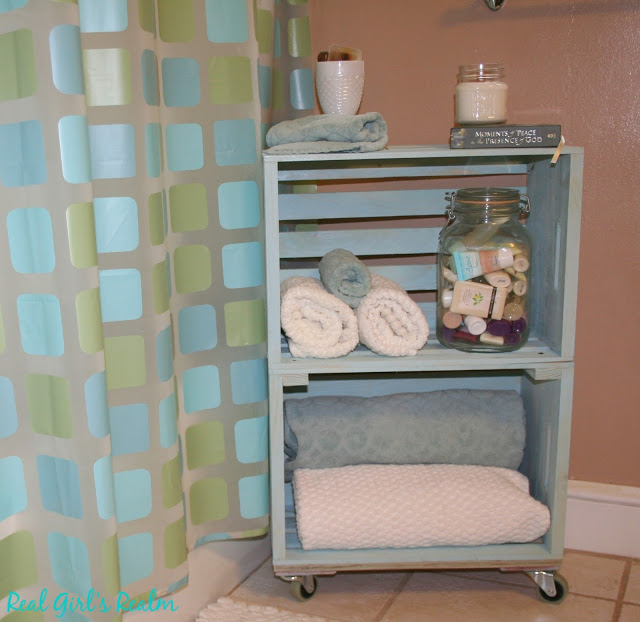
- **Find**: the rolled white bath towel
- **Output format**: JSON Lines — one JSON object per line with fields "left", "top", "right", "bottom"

{"left": 356, "top": 274, "right": 429, "bottom": 356}
{"left": 281, "top": 277, "right": 359, "bottom": 358}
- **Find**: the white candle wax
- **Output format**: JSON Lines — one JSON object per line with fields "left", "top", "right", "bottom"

{"left": 455, "top": 81, "right": 508, "bottom": 125}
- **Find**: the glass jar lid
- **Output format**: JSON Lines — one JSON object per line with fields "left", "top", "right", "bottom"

{"left": 457, "top": 63, "right": 505, "bottom": 82}
{"left": 454, "top": 187, "right": 520, "bottom": 206}
{"left": 450, "top": 187, "right": 524, "bottom": 218}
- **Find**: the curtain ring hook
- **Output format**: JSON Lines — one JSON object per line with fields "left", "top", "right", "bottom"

{"left": 484, "top": 0, "right": 506, "bottom": 10}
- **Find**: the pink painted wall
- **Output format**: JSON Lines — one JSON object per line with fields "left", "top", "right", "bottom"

{"left": 309, "top": 0, "right": 640, "bottom": 487}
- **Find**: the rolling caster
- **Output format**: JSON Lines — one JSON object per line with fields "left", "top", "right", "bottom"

{"left": 529, "top": 570, "right": 569, "bottom": 604}
{"left": 285, "top": 575, "right": 318, "bottom": 601}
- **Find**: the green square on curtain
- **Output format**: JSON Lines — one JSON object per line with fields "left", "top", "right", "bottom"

{"left": 189, "top": 477, "right": 228, "bottom": 524}
{"left": 104, "top": 336, "right": 147, "bottom": 389}
{"left": 25, "top": 374, "right": 72, "bottom": 438}
{"left": 164, "top": 518, "right": 187, "bottom": 569}
{"left": 0, "top": 28, "right": 37, "bottom": 101}
{"left": 208, "top": 56, "right": 253, "bottom": 104}
{"left": 0, "top": 531, "right": 38, "bottom": 601}
{"left": 157, "top": 0, "right": 195, "bottom": 42}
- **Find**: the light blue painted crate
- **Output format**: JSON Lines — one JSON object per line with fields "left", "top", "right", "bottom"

{"left": 263, "top": 146, "right": 583, "bottom": 580}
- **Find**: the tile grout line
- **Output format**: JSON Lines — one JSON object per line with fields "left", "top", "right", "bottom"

{"left": 611, "top": 559, "right": 632, "bottom": 622}
{"left": 372, "top": 572, "right": 414, "bottom": 622}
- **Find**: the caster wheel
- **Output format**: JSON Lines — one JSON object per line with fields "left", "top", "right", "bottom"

{"left": 290, "top": 577, "right": 317, "bottom": 601}
{"left": 536, "top": 573, "right": 568, "bottom": 604}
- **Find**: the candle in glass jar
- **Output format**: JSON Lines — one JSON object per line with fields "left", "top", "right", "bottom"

{"left": 455, "top": 63, "right": 507, "bottom": 125}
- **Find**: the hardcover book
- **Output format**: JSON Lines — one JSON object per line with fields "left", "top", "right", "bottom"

{"left": 450, "top": 125, "right": 562, "bottom": 149}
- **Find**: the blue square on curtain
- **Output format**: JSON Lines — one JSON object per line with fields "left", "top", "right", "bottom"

{"left": 218, "top": 181, "right": 260, "bottom": 230}
{"left": 230, "top": 358, "right": 267, "bottom": 405}
{"left": 0, "top": 0, "right": 29, "bottom": 14}
{"left": 234, "top": 415, "right": 268, "bottom": 463}
{"left": 113, "top": 469, "right": 152, "bottom": 523}
{"left": 36, "top": 455, "right": 83, "bottom": 519}
{"left": 166, "top": 123, "right": 204, "bottom": 171}
{"left": 118, "top": 533, "right": 154, "bottom": 587}
{"left": 159, "top": 393, "right": 178, "bottom": 448}
{"left": 290, "top": 67, "right": 314, "bottom": 110}
{"left": 48, "top": 532, "right": 92, "bottom": 594}
{"left": 58, "top": 115, "right": 91, "bottom": 184}
{"left": 78, "top": 0, "right": 128, "bottom": 33}
{"left": 162, "top": 57, "right": 201, "bottom": 107}
{"left": 109, "top": 404, "right": 150, "bottom": 456}
{"left": 221, "top": 241, "right": 264, "bottom": 289}
{"left": 178, "top": 304, "right": 217, "bottom": 354}
{"left": 98, "top": 269, "right": 143, "bottom": 322}
{"left": 0, "top": 456, "right": 27, "bottom": 521}
{"left": 94, "top": 197, "right": 139, "bottom": 253}
{"left": 50, "top": 24, "right": 85, "bottom": 95}
{"left": 0, "top": 120, "right": 47, "bottom": 187}
{"left": 7, "top": 207, "right": 56, "bottom": 273}
{"left": 93, "top": 455, "right": 114, "bottom": 520}
{"left": 183, "top": 365, "right": 220, "bottom": 413}
{"left": 145, "top": 123, "right": 163, "bottom": 178}
{"left": 238, "top": 473, "right": 268, "bottom": 519}
{"left": 0, "top": 377, "right": 18, "bottom": 439}
{"left": 257, "top": 64, "right": 271, "bottom": 109}
{"left": 156, "top": 325, "right": 174, "bottom": 382}
{"left": 89, "top": 124, "right": 136, "bottom": 179}
{"left": 17, "top": 294, "right": 64, "bottom": 356}
{"left": 205, "top": 0, "right": 248, "bottom": 42}
{"left": 213, "top": 119, "right": 256, "bottom": 166}
{"left": 84, "top": 371, "right": 109, "bottom": 438}
{"left": 141, "top": 49, "right": 159, "bottom": 105}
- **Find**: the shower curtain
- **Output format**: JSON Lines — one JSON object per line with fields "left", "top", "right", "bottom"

{"left": 0, "top": 0, "right": 313, "bottom": 619}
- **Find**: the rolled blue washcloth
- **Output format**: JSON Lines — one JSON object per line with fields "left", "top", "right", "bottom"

{"left": 265, "top": 112, "right": 388, "bottom": 155}
{"left": 318, "top": 249, "right": 372, "bottom": 308}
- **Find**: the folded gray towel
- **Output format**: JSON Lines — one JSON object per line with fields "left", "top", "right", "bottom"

{"left": 265, "top": 112, "right": 388, "bottom": 154}
{"left": 284, "top": 389, "right": 526, "bottom": 481}
{"left": 318, "top": 249, "right": 371, "bottom": 308}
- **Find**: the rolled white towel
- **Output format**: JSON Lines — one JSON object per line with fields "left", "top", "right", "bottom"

{"left": 281, "top": 277, "right": 359, "bottom": 358}
{"left": 356, "top": 274, "right": 429, "bottom": 356}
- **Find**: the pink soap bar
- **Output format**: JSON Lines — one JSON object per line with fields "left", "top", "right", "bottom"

{"left": 453, "top": 330, "right": 478, "bottom": 343}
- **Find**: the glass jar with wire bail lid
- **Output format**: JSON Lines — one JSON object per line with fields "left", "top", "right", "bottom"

{"left": 437, "top": 188, "right": 532, "bottom": 352}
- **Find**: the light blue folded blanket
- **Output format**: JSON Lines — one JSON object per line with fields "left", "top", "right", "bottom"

{"left": 284, "top": 389, "right": 525, "bottom": 481}
{"left": 319, "top": 249, "right": 371, "bottom": 308}
{"left": 265, "top": 112, "right": 388, "bottom": 154}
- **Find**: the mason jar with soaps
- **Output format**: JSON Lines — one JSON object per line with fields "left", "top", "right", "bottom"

{"left": 437, "top": 187, "right": 532, "bottom": 352}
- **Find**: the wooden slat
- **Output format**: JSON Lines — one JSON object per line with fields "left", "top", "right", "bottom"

{"left": 277, "top": 163, "right": 529, "bottom": 181}
{"left": 278, "top": 189, "right": 450, "bottom": 220}
{"left": 279, "top": 264, "right": 438, "bottom": 292}
{"left": 279, "top": 227, "right": 441, "bottom": 258}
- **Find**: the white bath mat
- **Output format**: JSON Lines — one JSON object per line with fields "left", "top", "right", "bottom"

{"left": 196, "top": 597, "right": 336, "bottom": 622}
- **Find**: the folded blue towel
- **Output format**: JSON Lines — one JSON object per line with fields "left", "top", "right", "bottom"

{"left": 318, "top": 249, "right": 371, "bottom": 308}
{"left": 284, "top": 389, "right": 526, "bottom": 481}
{"left": 265, "top": 112, "right": 388, "bottom": 154}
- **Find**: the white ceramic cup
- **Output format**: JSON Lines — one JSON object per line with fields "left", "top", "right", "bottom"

{"left": 315, "top": 60, "right": 365, "bottom": 115}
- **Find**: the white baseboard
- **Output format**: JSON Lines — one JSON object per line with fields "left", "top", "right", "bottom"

{"left": 565, "top": 480, "right": 640, "bottom": 558}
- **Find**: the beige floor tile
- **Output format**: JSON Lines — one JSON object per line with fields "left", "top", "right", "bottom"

{"left": 619, "top": 604, "right": 640, "bottom": 622}
{"left": 230, "top": 560, "right": 408, "bottom": 622}
{"left": 625, "top": 561, "right": 640, "bottom": 604}
{"left": 557, "top": 550, "right": 626, "bottom": 599}
{"left": 381, "top": 572, "right": 615, "bottom": 622}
